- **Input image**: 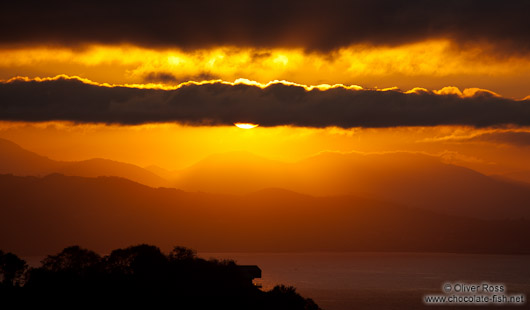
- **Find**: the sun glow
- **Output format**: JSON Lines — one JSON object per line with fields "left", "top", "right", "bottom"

{"left": 235, "top": 123, "right": 259, "bottom": 129}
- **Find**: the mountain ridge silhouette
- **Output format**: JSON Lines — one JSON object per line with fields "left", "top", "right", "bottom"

{"left": 1, "top": 173, "right": 528, "bottom": 256}
{"left": 2, "top": 138, "right": 529, "bottom": 220}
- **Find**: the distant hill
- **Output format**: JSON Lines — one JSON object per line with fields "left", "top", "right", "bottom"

{"left": 2, "top": 138, "right": 529, "bottom": 220}
{"left": 0, "top": 138, "right": 170, "bottom": 188}
{"left": 1, "top": 174, "right": 528, "bottom": 256}
{"left": 57, "top": 158, "right": 171, "bottom": 188}
{"left": 173, "top": 151, "right": 289, "bottom": 194}
{"left": 491, "top": 170, "right": 530, "bottom": 185}
{"left": 145, "top": 164, "right": 180, "bottom": 181}
{"left": 0, "top": 138, "right": 62, "bottom": 175}
{"left": 174, "top": 151, "right": 530, "bottom": 219}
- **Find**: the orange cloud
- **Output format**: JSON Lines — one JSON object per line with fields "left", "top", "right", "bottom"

{"left": 2, "top": 41, "right": 530, "bottom": 98}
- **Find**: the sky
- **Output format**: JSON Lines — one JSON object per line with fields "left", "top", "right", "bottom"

{"left": 1, "top": 0, "right": 529, "bottom": 175}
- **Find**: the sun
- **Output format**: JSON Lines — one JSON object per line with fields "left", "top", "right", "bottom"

{"left": 234, "top": 123, "right": 259, "bottom": 129}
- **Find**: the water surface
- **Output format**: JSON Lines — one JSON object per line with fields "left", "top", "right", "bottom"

{"left": 202, "top": 252, "right": 530, "bottom": 310}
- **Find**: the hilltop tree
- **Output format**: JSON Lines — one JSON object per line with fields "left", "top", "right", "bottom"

{"left": 267, "top": 285, "right": 321, "bottom": 310}
{"left": 41, "top": 245, "right": 101, "bottom": 273}
{"left": 0, "top": 250, "right": 28, "bottom": 287}
{"left": 4, "top": 244, "right": 321, "bottom": 310}
{"left": 105, "top": 244, "right": 168, "bottom": 276}
{"left": 169, "top": 246, "right": 197, "bottom": 261}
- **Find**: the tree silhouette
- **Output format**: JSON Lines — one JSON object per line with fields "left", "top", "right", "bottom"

{"left": 41, "top": 245, "right": 101, "bottom": 273}
{"left": 266, "top": 285, "right": 307, "bottom": 309}
{"left": 169, "top": 245, "right": 197, "bottom": 261}
{"left": 0, "top": 250, "right": 27, "bottom": 287}
{"left": 106, "top": 244, "right": 167, "bottom": 275}
{"left": 3, "top": 244, "right": 321, "bottom": 310}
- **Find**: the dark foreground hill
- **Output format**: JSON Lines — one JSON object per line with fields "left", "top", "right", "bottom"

{"left": 0, "top": 174, "right": 529, "bottom": 256}
{"left": 0, "top": 244, "right": 320, "bottom": 310}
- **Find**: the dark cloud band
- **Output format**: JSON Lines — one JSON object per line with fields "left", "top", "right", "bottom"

{"left": 2, "top": 0, "right": 530, "bottom": 53}
{"left": 0, "top": 78, "right": 529, "bottom": 128}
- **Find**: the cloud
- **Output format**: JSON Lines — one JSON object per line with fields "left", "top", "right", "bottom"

{"left": 143, "top": 72, "right": 219, "bottom": 84}
{"left": 464, "top": 132, "right": 530, "bottom": 147}
{"left": 143, "top": 72, "right": 178, "bottom": 83}
{"left": 1, "top": 0, "right": 530, "bottom": 54}
{"left": 421, "top": 130, "right": 530, "bottom": 147}
{"left": 0, "top": 77, "right": 529, "bottom": 128}
{"left": 472, "top": 132, "right": 530, "bottom": 147}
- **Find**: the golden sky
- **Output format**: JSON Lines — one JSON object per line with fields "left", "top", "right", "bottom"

{"left": 1, "top": 0, "right": 530, "bottom": 180}
{"left": 1, "top": 40, "right": 530, "bottom": 98}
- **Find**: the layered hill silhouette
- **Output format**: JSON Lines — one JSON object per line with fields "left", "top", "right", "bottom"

{"left": 1, "top": 174, "right": 528, "bottom": 256}
{"left": 492, "top": 170, "right": 530, "bottom": 185}
{"left": 2, "top": 138, "right": 529, "bottom": 220}
{"left": 0, "top": 138, "right": 62, "bottom": 175}
{"left": 173, "top": 151, "right": 530, "bottom": 219}
{"left": 0, "top": 138, "right": 170, "bottom": 188}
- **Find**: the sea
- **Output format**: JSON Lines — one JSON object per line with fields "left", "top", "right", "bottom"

{"left": 201, "top": 252, "right": 530, "bottom": 310}
{"left": 24, "top": 252, "right": 529, "bottom": 309}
